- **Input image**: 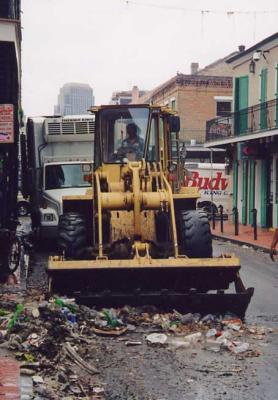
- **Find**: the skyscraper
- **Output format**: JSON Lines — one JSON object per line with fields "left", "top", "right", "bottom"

{"left": 54, "top": 83, "right": 94, "bottom": 116}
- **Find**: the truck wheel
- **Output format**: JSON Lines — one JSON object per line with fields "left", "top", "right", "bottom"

{"left": 178, "top": 210, "right": 212, "bottom": 258}
{"left": 8, "top": 237, "right": 21, "bottom": 273}
{"left": 58, "top": 213, "right": 87, "bottom": 259}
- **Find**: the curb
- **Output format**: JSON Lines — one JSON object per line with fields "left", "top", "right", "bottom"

{"left": 212, "top": 234, "right": 270, "bottom": 254}
{"left": 0, "top": 358, "right": 20, "bottom": 400}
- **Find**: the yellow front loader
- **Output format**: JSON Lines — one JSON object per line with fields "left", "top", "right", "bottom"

{"left": 48, "top": 104, "right": 253, "bottom": 317}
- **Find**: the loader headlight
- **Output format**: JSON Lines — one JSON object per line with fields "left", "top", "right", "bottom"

{"left": 44, "top": 213, "right": 55, "bottom": 222}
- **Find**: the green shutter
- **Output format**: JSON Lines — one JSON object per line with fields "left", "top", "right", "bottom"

{"left": 276, "top": 159, "right": 278, "bottom": 226}
{"left": 275, "top": 64, "right": 278, "bottom": 128}
{"left": 234, "top": 76, "right": 249, "bottom": 135}
{"left": 232, "top": 160, "right": 238, "bottom": 224}
{"left": 260, "top": 160, "right": 268, "bottom": 227}
{"left": 233, "top": 160, "right": 238, "bottom": 210}
{"left": 260, "top": 68, "right": 268, "bottom": 129}
{"left": 241, "top": 160, "right": 248, "bottom": 225}
{"left": 248, "top": 160, "right": 255, "bottom": 224}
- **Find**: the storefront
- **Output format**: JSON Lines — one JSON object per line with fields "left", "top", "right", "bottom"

{"left": 205, "top": 32, "right": 278, "bottom": 228}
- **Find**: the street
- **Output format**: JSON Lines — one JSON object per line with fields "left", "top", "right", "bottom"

{"left": 90, "top": 242, "right": 278, "bottom": 400}
{"left": 1, "top": 3, "right": 278, "bottom": 400}
{"left": 0, "top": 235, "right": 278, "bottom": 400}
{"left": 214, "top": 241, "right": 278, "bottom": 324}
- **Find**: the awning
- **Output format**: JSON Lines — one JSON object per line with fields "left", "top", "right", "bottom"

{"left": 204, "top": 128, "right": 278, "bottom": 148}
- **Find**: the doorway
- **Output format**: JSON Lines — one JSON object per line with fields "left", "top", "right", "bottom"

{"left": 260, "top": 159, "right": 273, "bottom": 227}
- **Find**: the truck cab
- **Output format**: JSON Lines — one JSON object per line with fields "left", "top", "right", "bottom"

{"left": 40, "top": 160, "right": 92, "bottom": 236}
{"left": 22, "top": 115, "right": 94, "bottom": 241}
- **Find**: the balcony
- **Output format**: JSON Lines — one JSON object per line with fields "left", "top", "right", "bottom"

{"left": 206, "top": 98, "right": 278, "bottom": 145}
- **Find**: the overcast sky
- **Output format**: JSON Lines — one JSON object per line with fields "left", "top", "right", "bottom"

{"left": 21, "top": 0, "right": 278, "bottom": 116}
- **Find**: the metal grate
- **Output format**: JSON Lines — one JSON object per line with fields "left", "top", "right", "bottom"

{"left": 47, "top": 122, "right": 60, "bottom": 135}
{"left": 45, "top": 117, "right": 95, "bottom": 136}
{"left": 75, "top": 121, "right": 95, "bottom": 134}
{"left": 62, "top": 122, "right": 74, "bottom": 134}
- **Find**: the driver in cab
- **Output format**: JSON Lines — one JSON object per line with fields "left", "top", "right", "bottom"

{"left": 116, "top": 123, "right": 144, "bottom": 161}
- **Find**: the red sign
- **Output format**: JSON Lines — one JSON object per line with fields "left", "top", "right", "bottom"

{"left": 0, "top": 104, "right": 14, "bottom": 144}
{"left": 184, "top": 171, "right": 228, "bottom": 191}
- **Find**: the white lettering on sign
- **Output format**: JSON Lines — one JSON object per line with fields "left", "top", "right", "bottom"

{"left": 0, "top": 104, "right": 14, "bottom": 144}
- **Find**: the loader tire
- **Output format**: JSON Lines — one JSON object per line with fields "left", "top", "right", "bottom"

{"left": 178, "top": 210, "right": 212, "bottom": 258}
{"left": 58, "top": 213, "right": 87, "bottom": 259}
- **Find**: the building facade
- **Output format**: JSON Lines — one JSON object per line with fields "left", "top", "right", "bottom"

{"left": 137, "top": 55, "right": 239, "bottom": 144}
{"left": 110, "top": 86, "right": 146, "bottom": 105}
{"left": 0, "top": 0, "right": 21, "bottom": 226}
{"left": 205, "top": 32, "right": 278, "bottom": 229}
{"left": 54, "top": 83, "right": 94, "bottom": 116}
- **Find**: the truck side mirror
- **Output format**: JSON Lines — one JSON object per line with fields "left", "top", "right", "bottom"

{"left": 169, "top": 115, "right": 180, "bottom": 133}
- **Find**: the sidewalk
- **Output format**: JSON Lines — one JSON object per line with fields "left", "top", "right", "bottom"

{"left": 0, "top": 357, "right": 35, "bottom": 400}
{"left": 211, "top": 219, "right": 273, "bottom": 253}
{"left": 0, "top": 358, "right": 20, "bottom": 399}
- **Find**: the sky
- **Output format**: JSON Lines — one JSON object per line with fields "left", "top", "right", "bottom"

{"left": 21, "top": 0, "right": 278, "bottom": 116}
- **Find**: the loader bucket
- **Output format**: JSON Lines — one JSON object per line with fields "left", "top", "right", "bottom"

{"left": 48, "top": 256, "right": 254, "bottom": 318}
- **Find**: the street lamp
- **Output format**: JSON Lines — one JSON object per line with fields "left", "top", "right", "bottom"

{"left": 249, "top": 60, "right": 256, "bottom": 74}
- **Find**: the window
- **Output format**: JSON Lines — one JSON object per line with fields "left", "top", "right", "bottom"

{"left": 171, "top": 99, "right": 176, "bottom": 110}
{"left": 170, "top": 132, "right": 178, "bottom": 161}
{"left": 101, "top": 107, "right": 149, "bottom": 163}
{"left": 45, "top": 163, "right": 92, "bottom": 190}
{"left": 147, "top": 117, "right": 159, "bottom": 162}
{"left": 216, "top": 101, "right": 231, "bottom": 117}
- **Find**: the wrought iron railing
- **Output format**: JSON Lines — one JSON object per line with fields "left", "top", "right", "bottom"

{"left": 0, "top": 0, "right": 21, "bottom": 20}
{"left": 206, "top": 98, "right": 278, "bottom": 142}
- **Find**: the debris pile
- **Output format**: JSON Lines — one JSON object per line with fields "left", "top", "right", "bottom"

{"left": 0, "top": 294, "right": 274, "bottom": 398}
{"left": 0, "top": 295, "right": 105, "bottom": 399}
{"left": 143, "top": 311, "right": 272, "bottom": 356}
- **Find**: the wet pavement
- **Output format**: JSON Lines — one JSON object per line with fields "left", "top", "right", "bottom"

{"left": 0, "top": 217, "right": 277, "bottom": 399}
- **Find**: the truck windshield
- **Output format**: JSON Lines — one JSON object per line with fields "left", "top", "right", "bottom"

{"left": 101, "top": 107, "right": 149, "bottom": 163}
{"left": 45, "top": 163, "right": 92, "bottom": 190}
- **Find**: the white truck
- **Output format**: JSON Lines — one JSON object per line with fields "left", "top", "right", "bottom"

{"left": 22, "top": 115, "right": 94, "bottom": 240}
{"left": 184, "top": 162, "right": 231, "bottom": 217}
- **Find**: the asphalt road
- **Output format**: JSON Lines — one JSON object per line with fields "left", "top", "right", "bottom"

{"left": 97, "top": 241, "right": 278, "bottom": 400}
{"left": 213, "top": 240, "right": 278, "bottom": 400}
{"left": 6, "top": 219, "right": 278, "bottom": 400}
{"left": 27, "top": 239, "right": 278, "bottom": 400}
{"left": 213, "top": 240, "right": 278, "bottom": 324}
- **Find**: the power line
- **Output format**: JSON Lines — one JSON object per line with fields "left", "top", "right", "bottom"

{"left": 123, "top": 0, "right": 278, "bottom": 15}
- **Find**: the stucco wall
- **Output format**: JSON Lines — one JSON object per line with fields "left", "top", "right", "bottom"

{"left": 230, "top": 41, "right": 278, "bottom": 108}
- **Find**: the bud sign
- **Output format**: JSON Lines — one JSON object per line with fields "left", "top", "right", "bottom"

{"left": 184, "top": 171, "right": 228, "bottom": 192}
{"left": 184, "top": 162, "right": 230, "bottom": 213}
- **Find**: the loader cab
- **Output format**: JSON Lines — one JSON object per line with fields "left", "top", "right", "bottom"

{"left": 93, "top": 106, "right": 169, "bottom": 166}
{"left": 93, "top": 105, "right": 180, "bottom": 171}
{"left": 97, "top": 106, "right": 149, "bottom": 164}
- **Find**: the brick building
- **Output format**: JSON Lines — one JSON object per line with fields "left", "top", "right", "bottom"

{"left": 137, "top": 52, "right": 240, "bottom": 143}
